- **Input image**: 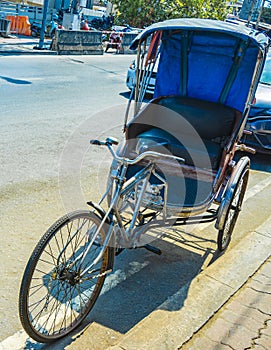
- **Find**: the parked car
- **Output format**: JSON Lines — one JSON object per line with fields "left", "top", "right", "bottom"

{"left": 112, "top": 24, "right": 141, "bottom": 34}
{"left": 126, "top": 51, "right": 271, "bottom": 153}
{"left": 126, "top": 59, "right": 157, "bottom": 94}
{"left": 243, "top": 51, "right": 271, "bottom": 153}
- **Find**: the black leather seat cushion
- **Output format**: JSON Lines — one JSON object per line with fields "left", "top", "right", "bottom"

{"left": 136, "top": 128, "right": 221, "bottom": 169}
{"left": 126, "top": 96, "right": 238, "bottom": 170}
{"left": 157, "top": 96, "right": 236, "bottom": 140}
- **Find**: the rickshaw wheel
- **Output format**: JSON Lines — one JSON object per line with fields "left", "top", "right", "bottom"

{"left": 19, "top": 210, "right": 115, "bottom": 343}
{"left": 217, "top": 165, "right": 249, "bottom": 251}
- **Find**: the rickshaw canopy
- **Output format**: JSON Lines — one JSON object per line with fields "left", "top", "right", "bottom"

{"left": 130, "top": 18, "right": 270, "bottom": 112}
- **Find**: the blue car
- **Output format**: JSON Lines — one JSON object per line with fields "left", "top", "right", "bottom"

{"left": 243, "top": 51, "right": 271, "bottom": 153}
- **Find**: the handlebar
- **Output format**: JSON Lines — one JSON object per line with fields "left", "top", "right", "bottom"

{"left": 90, "top": 137, "right": 185, "bottom": 165}
{"left": 90, "top": 137, "right": 119, "bottom": 146}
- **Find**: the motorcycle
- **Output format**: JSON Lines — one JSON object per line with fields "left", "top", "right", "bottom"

{"left": 30, "top": 21, "right": 42, "bottom": 38}
{"left": 31, "top": 16, "right": 63, "bottom": 39}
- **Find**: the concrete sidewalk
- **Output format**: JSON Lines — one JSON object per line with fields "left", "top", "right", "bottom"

{"left": 0, "top": 34, "right": 56, "bottom": 54}
{"left": 182, "top": 256, "right": 271, "bottom": 350}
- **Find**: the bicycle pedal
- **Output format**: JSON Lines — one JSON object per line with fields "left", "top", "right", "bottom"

{"left": 143, "top": 244, "right": 162, "bottom": 255}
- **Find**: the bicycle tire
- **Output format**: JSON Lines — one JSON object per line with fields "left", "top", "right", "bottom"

{"left": 217, "top": 165, "right": 249, "bottom": 251}
{"left": 19, "top": 210, "right": 114, "bottom": 343}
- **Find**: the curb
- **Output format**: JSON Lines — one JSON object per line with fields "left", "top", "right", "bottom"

{"left": 107, "top": 217, "right": 271, "bottom": 350}
{"left": 0, "top": 49, "right": 57, "bottom": 55}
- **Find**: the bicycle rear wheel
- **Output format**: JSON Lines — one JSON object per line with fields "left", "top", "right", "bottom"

{"left": 19, "top": 210, "right": 114, "bottom": 343}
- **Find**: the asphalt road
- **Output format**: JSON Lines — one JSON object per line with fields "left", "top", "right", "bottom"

{"left": 0, "top": 54, "right": 134, "bottom": 341}
{"left": 0, "top": 54, "right": 135, "bottom": 187}
{"left": 0, "top": 54, "right": 271, "bottom": 348}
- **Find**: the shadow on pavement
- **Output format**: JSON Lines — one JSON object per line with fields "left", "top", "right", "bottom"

{"left": 23, "top": 224, "right": 221, "bottom": 349}
{"left": 119, "top": 91, "right": 131, "bottom": 99}
{"left": 249, "top": 152, "right": 271, "bottom": 173}
{"left": 86, "top": 225, "right": 217, "bottom": 332}
{"left": 0, "top": 76, "right": 32, "bottom": 84}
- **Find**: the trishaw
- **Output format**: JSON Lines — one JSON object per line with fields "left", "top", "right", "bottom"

{"left": 19, "top": 18, "right": 270, "bottom": 343}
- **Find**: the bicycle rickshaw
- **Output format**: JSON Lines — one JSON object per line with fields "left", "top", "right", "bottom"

{"left": 19, "top": 18, "right": 270, "bottom": 343}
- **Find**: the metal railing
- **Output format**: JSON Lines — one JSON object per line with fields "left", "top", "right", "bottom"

{"left": 0, "top": 18, "right": 11, "bottom": 35}
{"left": 0, "top": 1, "right": 54, "bottom": 23}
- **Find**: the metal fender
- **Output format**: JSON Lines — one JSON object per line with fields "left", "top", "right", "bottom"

{"left": 87, "top": 200, "right": 110, "bottom": 222}
{"left": 215, "top": 156, "right": 250, "bottom": 230}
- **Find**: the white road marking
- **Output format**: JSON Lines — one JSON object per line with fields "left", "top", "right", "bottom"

{"left": 244, "top": 175, "right": 271, "bottom": 201}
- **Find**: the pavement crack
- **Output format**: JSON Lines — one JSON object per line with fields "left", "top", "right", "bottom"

{"left": 204, "top": 333, "right": 235, "bottom": 350}
{"left": 62, "top": 57, "right": 85, "bottom": 64}
{"left": 88, "top": 63, "right": 120, "bottom": 76}
{"left": 235, "top": 302, "right": 271, "bottom": 317}
{"left": 245, "top": 344, "right": 266, "bottom": 350}
{"left": 254, "top": 230, "right": 271, "bottom": 239}
{"left": 247, "top": 318, "right": 271, "bottom": 349}
{"left": 220, "top": 341, "right": 235, "bottom": 349}
{"left": 258, "top": 272, "right": 271, "bottom": 279}
{"left": 219, "top": 314, "right": 257, "bottom": 333}
{"left": 205, "top": 273, "right": 233, "bottom": 289}
{"left": 68, "top": 58, "right": 84, "bottom": 64}
{"left": 248, "top": 286, "right": 271, "bottom": 295}
{"left": 252, "top": 277, "right": 271, "bottom": 286}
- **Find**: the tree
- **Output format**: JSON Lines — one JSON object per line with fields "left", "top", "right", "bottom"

{"left": 166, "top": 0, "right": 230, "bottom": 20}
{"left": 111, "top": 0, "right": 231, "bottom": 28}
{"left": 111, "top": 0, "right": 167, "bottom": 28}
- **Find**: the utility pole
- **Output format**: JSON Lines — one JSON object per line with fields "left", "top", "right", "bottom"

{"left": 37, "top": 0, "right": 50, "bottom": 49}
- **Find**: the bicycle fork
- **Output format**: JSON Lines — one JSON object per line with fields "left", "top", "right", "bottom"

{"left": 64, "top": 165, "right": 128, "bottom": 278}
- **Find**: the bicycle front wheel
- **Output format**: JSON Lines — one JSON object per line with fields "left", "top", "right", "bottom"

{"left": 19, "top": 210, "right": 114, "bottom": 343}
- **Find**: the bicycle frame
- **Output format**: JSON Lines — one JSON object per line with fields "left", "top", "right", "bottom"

{"left": 73, "top": 155, "right": 160, "bottom": 277}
